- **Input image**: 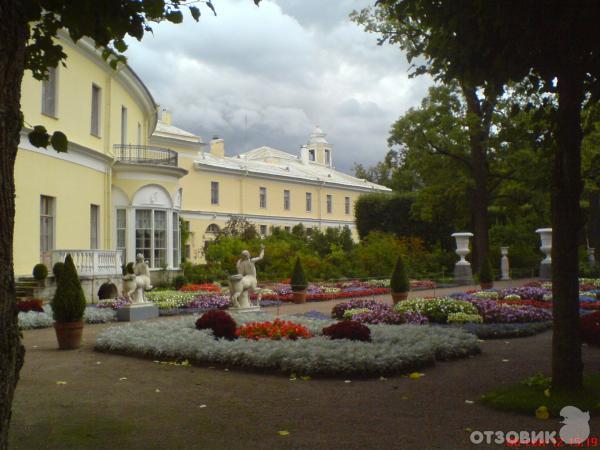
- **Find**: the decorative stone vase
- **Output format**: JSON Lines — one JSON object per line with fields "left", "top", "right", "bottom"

{"left": 500, "top": 247, "right": 510, "bottom": 280}
{"left": 292, "top": 290, "right": 307, "bottom": 304}
{"left": 54, "top": 320, "right": 84, "bottom": 350}
{"left": 391, "top": 292, "right": 408, "bottom": 304}
{"left": 536, "top": 228, "right": 552, "bottom": 279}
{"left": 451, "top": 232, "right": 474, "bottom": 283}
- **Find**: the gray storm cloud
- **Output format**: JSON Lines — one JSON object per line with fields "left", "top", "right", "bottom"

{"left": 125, "top": 0, "right": 432, "bottom": 172}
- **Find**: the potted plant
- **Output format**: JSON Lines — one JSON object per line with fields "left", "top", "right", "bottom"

{"left": 290, "top": 257, "right": 308, "bottom": 304}
{"left": 390, "top": 255, "right": 410, "bottom": 304}
{"left": 479, "top": 256, "right": 494, "bottom": 290}
{"left": 32, "top": 263, "right": 48, "bottom": 285}
{"left": 51, "top": 254, "right": 87, "bottom": 349}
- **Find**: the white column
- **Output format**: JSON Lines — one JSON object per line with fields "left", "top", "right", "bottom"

{"left": 126, "top": 207, "right": 136, "bottom": 265}
{"left": 166, "top": 209, "right": 174, "bottom": 269}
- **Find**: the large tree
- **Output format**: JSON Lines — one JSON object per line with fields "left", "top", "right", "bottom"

{"left": 364, "top": 0, "right": 600, "bottom": 391}
{"left": 0, "top": 1, "right": 260, "bottom": 447}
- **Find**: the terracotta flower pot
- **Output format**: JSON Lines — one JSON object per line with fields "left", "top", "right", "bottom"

{"left": 292, "top": 290, "right": 307, "bottom": 304}
{"left": 480, "top": 282, "right": 493, "bottom": 290}
{"left": 54, "top": 320, "right": 84, "bottom": 350}
{"left": 391, "top": 292, "right": 408, "bottom": 305}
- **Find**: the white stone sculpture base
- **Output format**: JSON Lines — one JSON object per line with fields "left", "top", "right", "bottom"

{"left": 116, "top": 303, "right": 159, "bottom": 322}
{"left": 229, "top": 305, "right": 261, "bottom": 313}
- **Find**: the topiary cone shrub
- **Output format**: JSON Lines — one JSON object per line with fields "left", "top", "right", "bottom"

{"left": 479, "top": 256, "right": 494, "bottom": 289}
{"left": 290, "top": 257, "right": 308, "bottom": 304}
{"left": 390, "top": 255, "right": 410, "bottom": 304}
{"left": 195, "top": 310, "right": 238, "bottom": 340}
{"left": 52, "top": 261, "right": 65, "bottom": 280}
{"left": 51, "top": 254, "right": 87, "bottom": 350}
{"left": 51, "top": 254, "right": 86, "bottom": 323}
{"left": 173, "top": 275, "right": 188, "bottom": 291}
{"left": 322, "top": 320, "right": 371, "bottom": 342}
{"left": 581, "top": 311, "right": 600, "bottom": 347}
{"left": 32, "top": 263, "right": 48, "bottom": 281}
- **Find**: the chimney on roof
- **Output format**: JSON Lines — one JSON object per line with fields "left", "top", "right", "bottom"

{"left": 299, "top": 144, "right": 309, "bottom": 164}
{"left": 160, "top": 107, "right": 172, "bottom": 125}
{"left": 210, "top": 136, "right": 225, "bottom": 158}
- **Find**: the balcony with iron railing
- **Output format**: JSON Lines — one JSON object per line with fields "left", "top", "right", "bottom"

{"left": 113, "top": 144, "right": 178, "bottom": 167}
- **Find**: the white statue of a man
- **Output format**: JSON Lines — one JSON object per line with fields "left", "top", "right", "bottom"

{"left": 229, "top": 244, "right": 264, "bottom": 308}
{"left": 124, "top": 254, "right": 153, "bottom": 303}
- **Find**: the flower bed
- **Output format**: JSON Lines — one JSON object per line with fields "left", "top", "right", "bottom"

{"left": 237, "top": 318, "right": 312, "bottom": 340}
{"left": 18, "top": 305, "right": 117, "bottom": 330}
{"left": 95, "top": 312, "right": 480, "bottom": 377}
{"left": 180, "top": 283, "right": 222, "bottom": 293}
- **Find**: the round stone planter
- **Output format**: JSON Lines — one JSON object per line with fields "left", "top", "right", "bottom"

{"left": 54, "top": 320, "right": 84, "bottom": 350}
{"left": 291, "top": 290, "right": 307, "bottom": 304}
{"left": 391, "top": 292, "right": 408, "bottom": 304}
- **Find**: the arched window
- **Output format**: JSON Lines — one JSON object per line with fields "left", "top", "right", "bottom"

{"left": 206, "top": 224, "right": 220, "bottom": 234}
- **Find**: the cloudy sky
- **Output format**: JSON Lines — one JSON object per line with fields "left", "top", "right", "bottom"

{"left": 126, "top": 0, "right": 432, "bottom": 173}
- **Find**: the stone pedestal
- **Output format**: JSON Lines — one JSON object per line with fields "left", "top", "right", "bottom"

{"left": 536, "top": 228, "right": 552, "bottom": 280}
{"left": 228, "top": 305, "right": 260, "bottom": 314}
{"left": 588, "top": 247, "right": 596, "bottom": 266}
{"left": 451, "top": 232, "right": 474, "bottom": 284}
{"left": 116, "top": 303, "right": 159, "bottom": 322}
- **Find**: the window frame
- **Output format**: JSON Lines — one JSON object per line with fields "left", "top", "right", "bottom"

{"left": 306, "top": 192, "right": 312, "bottom": 212}
{"left": 41, "top": 67, "right": 58, "bottom": 118}
{"left": 90, "top": 84, "right": 102, "bottom": 137}
{"left": 259, "top": 186, "right": 267, "bottom": 208}
{"left": 283, "top": 189, "right": 290, "bottom": 210}
{"left": 326, "top": 194, "right": 333, "bottom": 214}
{"left": 211, "top": 181, "right": 219, "bottom": 205}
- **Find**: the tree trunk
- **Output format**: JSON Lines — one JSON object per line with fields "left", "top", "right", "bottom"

{"left": 551, "top": 70, "right": 584, "bottom": 391}
{"left": 0, "top": 2, "right": 27, "bottom": 448}
{"left": 462, "top": 85, "right": 492, "bottom": 271}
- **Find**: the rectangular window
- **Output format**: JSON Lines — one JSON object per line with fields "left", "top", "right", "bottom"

{"left": 309, "top": 149, "right": 315, "bottom": 161}
{"left": 260, "top": 225, "right": 267, "bottom": 236}
{"left": 91, "top": 84, "right": 101, "bottom": 136}
{"left": 326, "top": 194, "right": 333, "bottom": 214}
{"left": 116, "top": 208, "right": 127, "bottom": 262}
{"left": 173, "top": 212, "right": 179, "bottom": 268}
{"left": 283, "top": 190, "right": 290, "bottom": 210}
{"left": 135, "top": 209, "right": 152, "bottom": 264}
{"left": 90, "top": 204, "right": 100, "bottom": 249}
{"left": 120, "top": 106, "right": 128, "bottom": 145}
{"left": 211, "top": 181, "right": 219, "bottom": 205}
{"left": 345, "top": 197, "right": 351, "bottom": 215}
{"left": 284, "top": 226, "right": 291, "bottom": 232}
{"left": 137, "top": 122, "right": 142, "bottom": 145}
{"left": 306, "top": 192, "right": 312, "bottom": 212}
{"left": 259, "top": 187, "right": 267, "bottom": 208}
{"left": 40, "top": 196, "right": 55, "bottom": 264}
{"left": 41, "top": 67, "right": 58, "bottom": 117}
{"left": 153, "top": 210, "right": 166, "bottom": 268}
{"left": 185, "top": 244, "right": 191, "bottom": 259}
{"left": 325, "top": 149, "right": 330, "bottom": 164}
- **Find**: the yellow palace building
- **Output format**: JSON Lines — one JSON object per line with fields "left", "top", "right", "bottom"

{"left": 15, "top": 33, "right": 389, "bottom": 294}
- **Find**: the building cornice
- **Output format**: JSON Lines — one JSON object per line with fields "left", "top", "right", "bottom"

{"left": 113, "top": 161, "right": 188, "bottom": 180}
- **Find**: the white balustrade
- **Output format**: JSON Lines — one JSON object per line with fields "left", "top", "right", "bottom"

{"left": 51, "top": 250, "right": 123, "bottom": 277}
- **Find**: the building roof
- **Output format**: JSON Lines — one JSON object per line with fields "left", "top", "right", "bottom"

{"left": 194, "top": 145, "right": 391, "bottom": 192}
{"left": 153, "top": 120, "right": 204, "bottom": 144}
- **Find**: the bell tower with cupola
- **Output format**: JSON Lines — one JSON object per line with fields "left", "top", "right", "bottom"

{"left": 305, "top": 125, "right": 333, "bottom": 168}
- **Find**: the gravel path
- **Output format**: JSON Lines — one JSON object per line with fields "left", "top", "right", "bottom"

{"left": 9, "top": 280, "right": 600, "bottom": 449}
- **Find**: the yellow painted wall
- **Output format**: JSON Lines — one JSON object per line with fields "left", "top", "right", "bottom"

{"left": 14, "top": 150, "right": 106, "bottom": 275}
{"left": 112, "top": 178, "right": 179, "bottom": 203}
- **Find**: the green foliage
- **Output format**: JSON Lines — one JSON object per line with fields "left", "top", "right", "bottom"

{"left": 290, "top": 257, "right": 307, "bottom": 292}
{"left": 173, "top": 275, "right": 188, "bottom": 291}
{"left": 390, "top": 255, "right": 410, "bottom": 293}
{"left": 125, "top": 262, "right": 135, "bottom": 275}
{"left": 51, "top": 254, "right": 86, "bottom": 323}
{"left": 479, "top": 256, "right": 494, "bottom": 284}
{"left": 32, "top": 263, "right": 48, "bottom": 281}
{"left": 181, "top": 261, "right": 227, "bottom": 284}
{"left": 179, "top": 217, "right": 190, "bottom": 263}
{"left": 395, "top": 297, "right": 479, "bottom": 324}
{"left": 481, "top": 374, "right": 600, "bottom": 417}
{"left": 447, "top": 313, "right": 483, "bottom": 324}
{"left": 216, "top": 216, "right": 259, "bottom": 241}
{"left": 52, "top": 262, "right": 65, "bottom": 280}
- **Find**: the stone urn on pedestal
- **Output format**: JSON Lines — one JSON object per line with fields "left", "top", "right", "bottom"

{"left": 500, "top": 247, "right": 511, "bottom": 280}
{"left": 451, "top": 232, "right": 474, "bottom": 284}
{"left": 536, "top": 228, "right": 552, "bottom": 280}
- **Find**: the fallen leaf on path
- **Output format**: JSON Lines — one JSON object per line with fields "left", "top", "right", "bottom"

{"left": 465, "top": 428, "right": 473, "bottom": 432}
{"left": 344, "top": 380, "right": 352, "bottom": 383}
{"left": 408, "top": 372, "right": 424, "bottom": 379}
{"left": 465, "top": 400, "right": 474, "bottom": 405}
{"left": 535, "top": 406, "right": 549, "bottom": 420}
{"left": 379, "top": 376, "right": 387, "bottom": 381}
{"left": 155, "top": 389, "right": 161, "bottom": 393}
{"left": 501, "top": 359, "right": 510, "bottom": 363}
{"left": 95, "top": 361, "right": 102, "bottom": 365}
{"left": 56, "top": 381, "right": 67, "bottom": 385}
{"left": 278, "top": 431, "right": 290, "bottom": 436}
{"left": 199, "top": 404, "right": 207, "bottom": 408}
{"left": 300, "top": 376, "right": 311, "bottom": 381}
